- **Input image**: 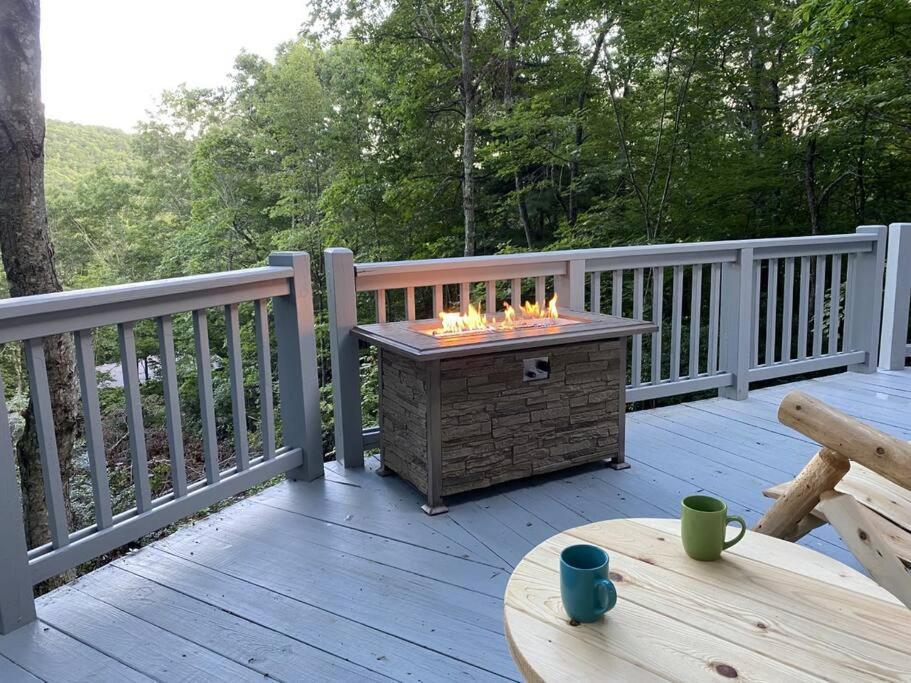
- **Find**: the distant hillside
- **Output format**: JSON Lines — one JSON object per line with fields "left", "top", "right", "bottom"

{"left": 45, "top": 119, "right": 135, "bottom": 197}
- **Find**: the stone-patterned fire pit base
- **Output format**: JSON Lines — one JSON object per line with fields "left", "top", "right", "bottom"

{"left": 379, "top": 339, "right": 625, "bottom": 512}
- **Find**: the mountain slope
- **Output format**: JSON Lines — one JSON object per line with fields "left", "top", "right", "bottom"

{"left": 45, "top": 119, "right": 134, "bottom": 197}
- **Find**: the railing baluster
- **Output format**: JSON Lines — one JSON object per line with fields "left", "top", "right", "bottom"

{"left": 781, "top": 258, "right": 794, "bottom": 363}
{"left": 765, "top": 259, "right": 778, "bottom": 366}
{"left": 651, "top": 267, "right": 664, "bottom": 383}
{"left": 405, "top": 287, "right": 416, "bottom": 320}
{"left": 813, "top": 255, "right": 826, "bottom": 357}
{"left": 798, "top": 256, "right": 811, "bottom": 359}
{"left": 24, "top": 338, "right": 69, "bottom": 547}
{"left": 535, "top": 276, "right": 545, "bottom": 305}
{"left": 612, "top": 270, "right": 623, "bottom": 316}
{"left": 0, "top": 371, "right": 36, "bottom": 633}
{"left": 707, "top": 263, "right": 720, "bottom": 374}
{"left": 156, "top": 316, "right": 188, "bottom": 496}
{"left": 460, "top": 282, "right": 470, "bottom": 315}
{"left": 193, "top": 310, "right": 220, "bottom": 485}
{"left": 843, "top": 253, "right": 856, "bottom": 352}
{"left": 512, "top": 278, "right": 522, "bottom": 308}
{"left": 225, "top": 304, "right": 250, "bottom": 472}
{"left": 254, "top": 300, "right": 276, "bottom": 460}
{"left": 829, "top": 254, "right": 842, "bottom": 354}
{"left": 689, "top": 264, "right": 702, "bottom": 378}
{"left": 485, "top": 280, "right": 496, "bottom": 315}
{"left": 751, "top": 261, "right": 761, "bottom": 366}
{"left": 631, "top": 268, "right": 644, "bottom": 386}
{"left": 376, "top": 289, "right": 387, "bottom": 323}
{"left": 432, "top": 285, "right": 443, "bottom": 316}
{"left": 670, "top": 266, "right": 683, "bottom": 381}
{"left": 117, "top": 323, "right": 152, "bottom": 513}
{"left": 73, "top": 329, "right": 113, "bottom": 527}
{"left": 590, "top": 271, "right": 601, "bottom": 313}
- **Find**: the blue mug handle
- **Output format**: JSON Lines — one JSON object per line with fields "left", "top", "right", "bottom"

{"left": 596, "top": 578, "right": 617, "bottom": 615}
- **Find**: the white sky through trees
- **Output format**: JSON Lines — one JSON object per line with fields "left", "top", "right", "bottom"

{"left": 41, "top": 0, "right": 310, "bottom": 131}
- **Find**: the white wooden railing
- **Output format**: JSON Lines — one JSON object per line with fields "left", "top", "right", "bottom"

{"left": 880, "top": 223, "right": 911, "bottom": 370}
{"left": 0, "top": 252, "right": 322, "bottom": 634}
{"left": 326, "top": 227, "right": 888, "bottom": 467}
{"left": 1, "top": 228, "right": 903, "bottom": 634}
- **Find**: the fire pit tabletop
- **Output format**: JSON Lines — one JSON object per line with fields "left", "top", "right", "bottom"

{"left": 352, "top": 309, "right": 657, "bottom": 360}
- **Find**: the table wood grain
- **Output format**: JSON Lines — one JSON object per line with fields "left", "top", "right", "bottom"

{"left": 504, "top": 518, "right": 911, "bottom": 682}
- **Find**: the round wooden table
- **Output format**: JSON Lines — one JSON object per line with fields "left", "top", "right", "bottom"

{"left": 503, "top": 518, "right": 911, "bottom": 682}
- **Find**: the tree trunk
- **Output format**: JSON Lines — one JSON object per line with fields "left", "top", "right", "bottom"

{"left": 460, "top": 0, "right": 477, "bottom": 256}
{"left": 569, "top": 28, "right": 608, "bottom": 227}
{"left": 803, "top": 136, "right": 820, "bottom": 235}
{"left": 0, "top": 0, "right": 79, "bottom": 552}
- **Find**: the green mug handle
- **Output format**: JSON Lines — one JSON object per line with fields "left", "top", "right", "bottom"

{"left": 595, "top": 578, "right": 617, "bottom": 615}
{"left": 724, "top": 515, "right": 747, "bottom": 549}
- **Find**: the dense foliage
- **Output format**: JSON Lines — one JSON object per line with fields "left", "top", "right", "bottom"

{"left": 40, "top": 0, "right": 911, "bottom": 281}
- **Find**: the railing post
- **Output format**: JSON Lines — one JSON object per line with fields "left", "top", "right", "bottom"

{"left": 846, "top": 225, "right": 887, "bottom": 373}
{"left": 879, "top": 223, "right": 911, "bottom": 370}
{"left": 268, "top": 252, "right": 324, "bottom": 481}
{"left": 555, "top": 258, "right": 586, "bottom": 311}
{"left": 718, "top": 247, "right": 754, "bottom": 400}
{"left": 0, "top": 373, "right": 36, "bottom": 634}
{"left": 325, "top": 248, "right": 364, "bottom": 468}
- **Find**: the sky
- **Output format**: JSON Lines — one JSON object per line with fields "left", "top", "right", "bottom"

{"left": 41, "top": 0, "right": 311, "bottom": 131}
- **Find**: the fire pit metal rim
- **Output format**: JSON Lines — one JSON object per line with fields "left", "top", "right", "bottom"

{"left": 352, "top": 309, "right": 657, "bottom": 360}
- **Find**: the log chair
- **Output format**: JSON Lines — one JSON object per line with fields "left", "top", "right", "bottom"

{"left": 755, "top": 390, "right": 911, "bottom": 609}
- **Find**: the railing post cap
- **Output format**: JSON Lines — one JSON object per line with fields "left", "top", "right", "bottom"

{"left": 325, "top": 247, "right": 354, "bottom": 255}
{"left": 269, "top": 251, "right": 311, "bottom": 268}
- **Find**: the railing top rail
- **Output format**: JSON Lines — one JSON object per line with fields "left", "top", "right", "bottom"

{"left": 351, "top": 233, "right": 876, "bottom": 283}
{"left": 0, "top": 266, "right": 293, "bottom": 344}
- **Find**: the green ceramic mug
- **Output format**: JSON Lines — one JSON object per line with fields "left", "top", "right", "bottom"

{"left": 681, "top": 495, "right": 746, "bottom": 561}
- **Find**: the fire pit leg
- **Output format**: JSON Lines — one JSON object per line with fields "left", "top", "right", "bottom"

{"left": 422, "top": 359, "right": 449, "bottom": 515}
{"left": 606, "top": 341, "right": 630, "bottom": 470}
{"left": 422, "top": 502, "right": 449, "bottom": 516}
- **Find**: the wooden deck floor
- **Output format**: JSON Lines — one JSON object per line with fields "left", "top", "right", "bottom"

{"left": 2, "top": 369, "right": 909, "bottom": 682}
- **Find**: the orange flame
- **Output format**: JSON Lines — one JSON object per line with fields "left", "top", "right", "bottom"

{"left": 438, "top": 303, "right": 490, "bottom": 334}
{"left": 432, "top": 295, "right": 559, "bottom": 336}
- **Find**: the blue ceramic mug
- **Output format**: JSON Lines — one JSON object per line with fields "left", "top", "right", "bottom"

{"left": 560, "top": 544, "right": 617, "bottom": 623}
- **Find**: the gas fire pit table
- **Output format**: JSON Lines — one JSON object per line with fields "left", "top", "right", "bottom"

{"left": 353, "top": 305, "right": 655, "bottom": 514}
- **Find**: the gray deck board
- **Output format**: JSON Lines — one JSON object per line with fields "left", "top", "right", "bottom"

{"left": 73, "top": 566, "right": 386, "bottom": 682}
{"left": 3, "top": 369, "right": 909, "bottom": 681}
{"left": 0, "top": 619, "right": 153, "bottom": 682}
{"left": 0, "top": 654, "right": 40, "bottom": 682}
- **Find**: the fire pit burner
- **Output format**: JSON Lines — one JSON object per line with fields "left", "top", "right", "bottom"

{"left": 353, "top": 308, "right": 655, "bottom": 514}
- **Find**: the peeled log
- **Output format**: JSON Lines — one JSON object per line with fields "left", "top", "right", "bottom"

{"left": 754, "top": 448, "right": 849, "bottom": 538}
{"left": 778, "top": 391, "right": 911, "bottom": 491}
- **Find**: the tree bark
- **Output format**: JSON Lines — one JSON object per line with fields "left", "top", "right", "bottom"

{"left": 0, "top": 0, "right": 79, "bottom": 551}
{"left": 460, "top": 0, "right": 477, "bottom": 256}
{"left": 804, "top": 136, "right": 820, "bottom": 235}
{"left": 568, "top": 28, "right": 608, "bottom": 227}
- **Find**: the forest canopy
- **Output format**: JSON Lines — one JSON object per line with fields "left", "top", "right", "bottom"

{"left": 38, "top": 0, "right": 911, "bottom": 294}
